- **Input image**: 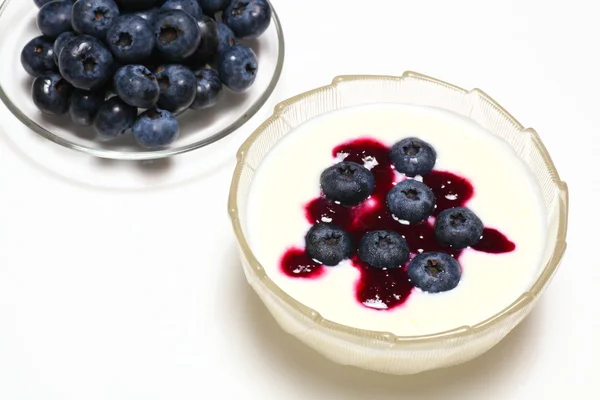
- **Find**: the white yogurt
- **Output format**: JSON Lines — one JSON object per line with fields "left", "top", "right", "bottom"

{"left": 246, "top": 104, "right": 547, "bottom": 336}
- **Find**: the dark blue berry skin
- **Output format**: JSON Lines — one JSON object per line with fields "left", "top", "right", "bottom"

{"left": 71, "top": 0, "right": 120, "bottom": 39}
{"left": 132, "top": 108, "right": 179, "bottom": 148}
{"left": 106, "top": 15, "right": 155, "bottom": 63}
{"left": 387, "top": 179, "right": 436, "bottom": 224}
{"left": 390, "top": 137, "right": 437, "bottom": 177}
{"left": 218, "top": 45, "right": 258, "bottom": 92}
{"left": 198, "top": 0, "right": 229, "bottom": 16}
{"left": 21, "top": 36, "right": 57, "bottom": 77}
{"left": 131, "top": 7, "right": 159, "bottom": 25}
{"left": 223, "top": 0, "right": 271, "bottom": 40}
{"left": 53, "top": 31, "right": 76, "bottom": 64}
{"left": 93, "top": 96, "right": 137, "bottom": 139}
{"left": 187, "top": 16, "right": 219, "bottom": 66}
{"left": 407, "top": 252, "right": 461, "bottom": 293}
{"left": 34, "top": 0, "right": 74, "bottom": 7}
{"left": 69, "top": 88, "right": 106, "bottom": 126}
{"left": 215, "top": 22, "right": 237, "bottom": 57}
{"left": 115, "top": 0, "right": 158, "bottom": 11}
{"left": 434, "top": 207, "right": 484, "bottom": 249}
{"left": 190, "top": 68, "right": 222, "bottom": 110}
{"left": 160, "top": 0, "right": 203, "bottom": 20}
{"left": 154, "top": 64, "right": 196, "bottom": 114}
{"left": 32, "top": 73, "right": 74, "bottom": 115}
{"left": 36, "top": 1, "right": 73, "bottom": 38}
{"left": 320, "top": 161, "right": 375, "bottom": 207}
{"left": 154, "top": 10, "right": 202, "bottom": 61}
{"left": 114, "top": 65, "right": 160, "bottom": 109}
{"left": 305, "top": 223, "right": 354, "bottom": 266}
{"left": 59, "top": 35, "right": 115, "bottom": 90}
{"left": 358, "top": 231, "right": 409, "bottom": 269}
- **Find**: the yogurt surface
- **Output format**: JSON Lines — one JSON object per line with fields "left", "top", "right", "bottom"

{"left": 246, "top": 103, "right": 547, "bottom": 336}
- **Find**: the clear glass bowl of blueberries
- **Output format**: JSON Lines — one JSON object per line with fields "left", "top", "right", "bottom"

{"left": 0, "top": 0, "right": 284, "bottom": 160}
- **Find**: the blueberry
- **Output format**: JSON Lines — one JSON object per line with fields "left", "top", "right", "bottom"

{"left": 36, "top": 1, "right": 73, "bottom": 38}
{"left": 190, "top": 68, "right": 222, "bottom": 110}
{"left": 53, "top": 31, "right": 76, "bottom": 64}
{"left": 34, "top": 0, "right": 74, "bottom": 7}
{"left": 31, "top": 73, "right": 74, "bottom": 115}
{"left": 132, "top": 108, "right": 179, "bottom": 148}
{"left": 386, "top": 179, "right": 436, "bottom": 224}
{"left": 218, "top": 45, "right": 258, "bottom": 91}
{"left": 215, "top": 22, "right": 237, "bottom": 57}
{"left": 59, "top": 35, "right": 115, "bottom": 90}
{"left": 114, "top": 65, "right": 160, "bottom": 109}
{"left": 154, "top": 9, "right": 202, "bottom": 61}
{"left": 305, "top": 223, "right": 354, "bottom": 266}
{"left": 160, "top": 0, "right": 203, "bottom": 20}
{"left": 71, "top": 0, "right": 120, "bottom": 39}
{"left": 106, "top": 15, "right": 155, "bottom": 63}
{"left": 407, "top": 252, "right": 461, "bottom": 293}
{"left": 130, "top": 7, "right": 159, "bottom": 25}
{"left": 21, "top": 36, "right": 57, "bottom": 77}
{"left": 197, "top": 0, "right": 229, "bottom": 16}
{"left": 320, "top": 161, "right": 375, "bottom": 207}
{"left": 93, "top": 96, "right": 137, "bottom": 139}
{"left": 187, "top": 16, "right": 219, "bottom": 66}
{"left": 114, "top": 0, "right": 158, "bottom": 11}
{"left": 358, "top": 231, "right": 409, "bottom": 269}
{"left": 69, "top": 88, "right": 106, "bottom": 126}
{"left": 153, "top": 64, "right": 196, "bottom": 113}
{"left": 223, "top": 0, "right": 271, "bottom": 40}
{"left": 434, "top": 207, "right": 484, "bottom": 249}
{"left": 390, "top": 137, "right": 437, "bottom": 177}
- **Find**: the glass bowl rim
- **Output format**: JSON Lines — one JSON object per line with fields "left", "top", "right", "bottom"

{"left": 228, "top": 71, "right": 569, "bottom": 344}
{"left": 0, "top": 0, "right": 285, "bottom": 161}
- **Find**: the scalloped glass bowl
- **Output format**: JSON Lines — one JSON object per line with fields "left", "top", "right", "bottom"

{"left": 228, "top": 72, "right": 569, "bottom": 375}
{"left": 0, "top": 0, "right": 284, "bottom": 160}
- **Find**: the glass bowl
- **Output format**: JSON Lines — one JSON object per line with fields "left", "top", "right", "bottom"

{"left": 228, "top": 72, "right": 569, "bottom": 375}
{"left": 0, "top": 0, "right": 284, "bottom": 161}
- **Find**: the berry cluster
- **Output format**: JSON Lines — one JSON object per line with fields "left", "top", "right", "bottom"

{"left": 305, "top": 137, "right": 485, "bottom": 293}
{"left": 22, "top": 0, "right": 271, "bottom": 148}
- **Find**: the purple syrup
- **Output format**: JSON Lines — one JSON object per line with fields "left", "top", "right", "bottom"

{"left": 279, "top": 137, "right": 515, "bottom": 310}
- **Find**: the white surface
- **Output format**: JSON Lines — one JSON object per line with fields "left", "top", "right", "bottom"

{"left": 247, "top": 103, "right": 547, "bottom": 336}
{"left": 0, "top": 0, "right": 595, "bottom": 398}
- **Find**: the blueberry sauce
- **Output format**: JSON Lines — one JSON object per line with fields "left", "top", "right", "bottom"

{"left": 279, "top": 138, "right": 515, "bottom": 310}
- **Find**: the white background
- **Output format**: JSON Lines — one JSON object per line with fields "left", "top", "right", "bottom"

{"left": 0, "top": 0, "right": 597, "bottom": 398}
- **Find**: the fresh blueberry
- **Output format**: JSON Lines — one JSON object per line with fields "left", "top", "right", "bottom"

{"left": 114, "top": 0, "right": 158, "bottom": 11}
{"left": 69, "top": 88, "right": 106, "bottom": 126}
{"left": 154, "top": 9, "right": 202, "bottom": 61}
{"left": 52, "top": 31, "right": 76, "bottom": 64}
{"left": 187, "top": 16, "right": 219, "bottom": 66}
{"left": 93, "top": 96, "right": 137, "bottom": 139}
{"left": 34, "top": 0, "right": 74, "bottom": 7}
{"left": 132, "top": 108, "right": 180, "bottom": 148}
{"left": 386, "top": 179, "right": 436, "bottom": 224}
{"left": 218, "top": 45, "right": 258, "bottom": 91}
{"left": 71, "top": 0, "right": 120, "bottom": 39}
{"left": 358, "top": 231, "right": 409, "bottom": 269}
{"left": 21, "top": 36, "right": 57, "bottom": 77}
{"left": 153, "top": 64, "right": 196, "bottom": 113}
{"left": 190, "top": 68, "right": 222, "bottom": 110}
{"left": 31, "top": 73, "right": 74, "bottom": 115}
{"left": 434, "top": 207, "right": 484, "bottom": 249}
{"left": 36, "top": 1, "right": 73, "bottom": 38}
{"left": 390, "top": 137, "right": 437, "bottom": 177}
{"left": 59, "top": 35, "right": 115, "bottom": 90}
{"left": 114, "top": 65, "right": 160, "bottom": 109}
{"left": 106, "top": 15, "right": 155, "bottom": 63}
{"left": 160, "top": 0, "right": 203, "bottom": 20}
{"left": 407, "top": 252, "right": 461, "bottom": 293}
{"left": 130, "top": 7, "right": 159, "bottom": 25}
{"left": 223, "top": 0, "right": 271, "bottom": 40}
{"left": 305, "top": 223, "right": 354, "bottom": 266}
{"left": 215, "top": 22, "right": 237, "bottom": 57}
{"left": 320, "top": 161, "right": 375, "bottom": 207}
{"left": 197, "top": 0, "right": 229, "bottom": 16}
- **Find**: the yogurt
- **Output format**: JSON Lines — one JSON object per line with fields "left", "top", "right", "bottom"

{"left": 246, "top": 103, "right": 547, "bottom": 336}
